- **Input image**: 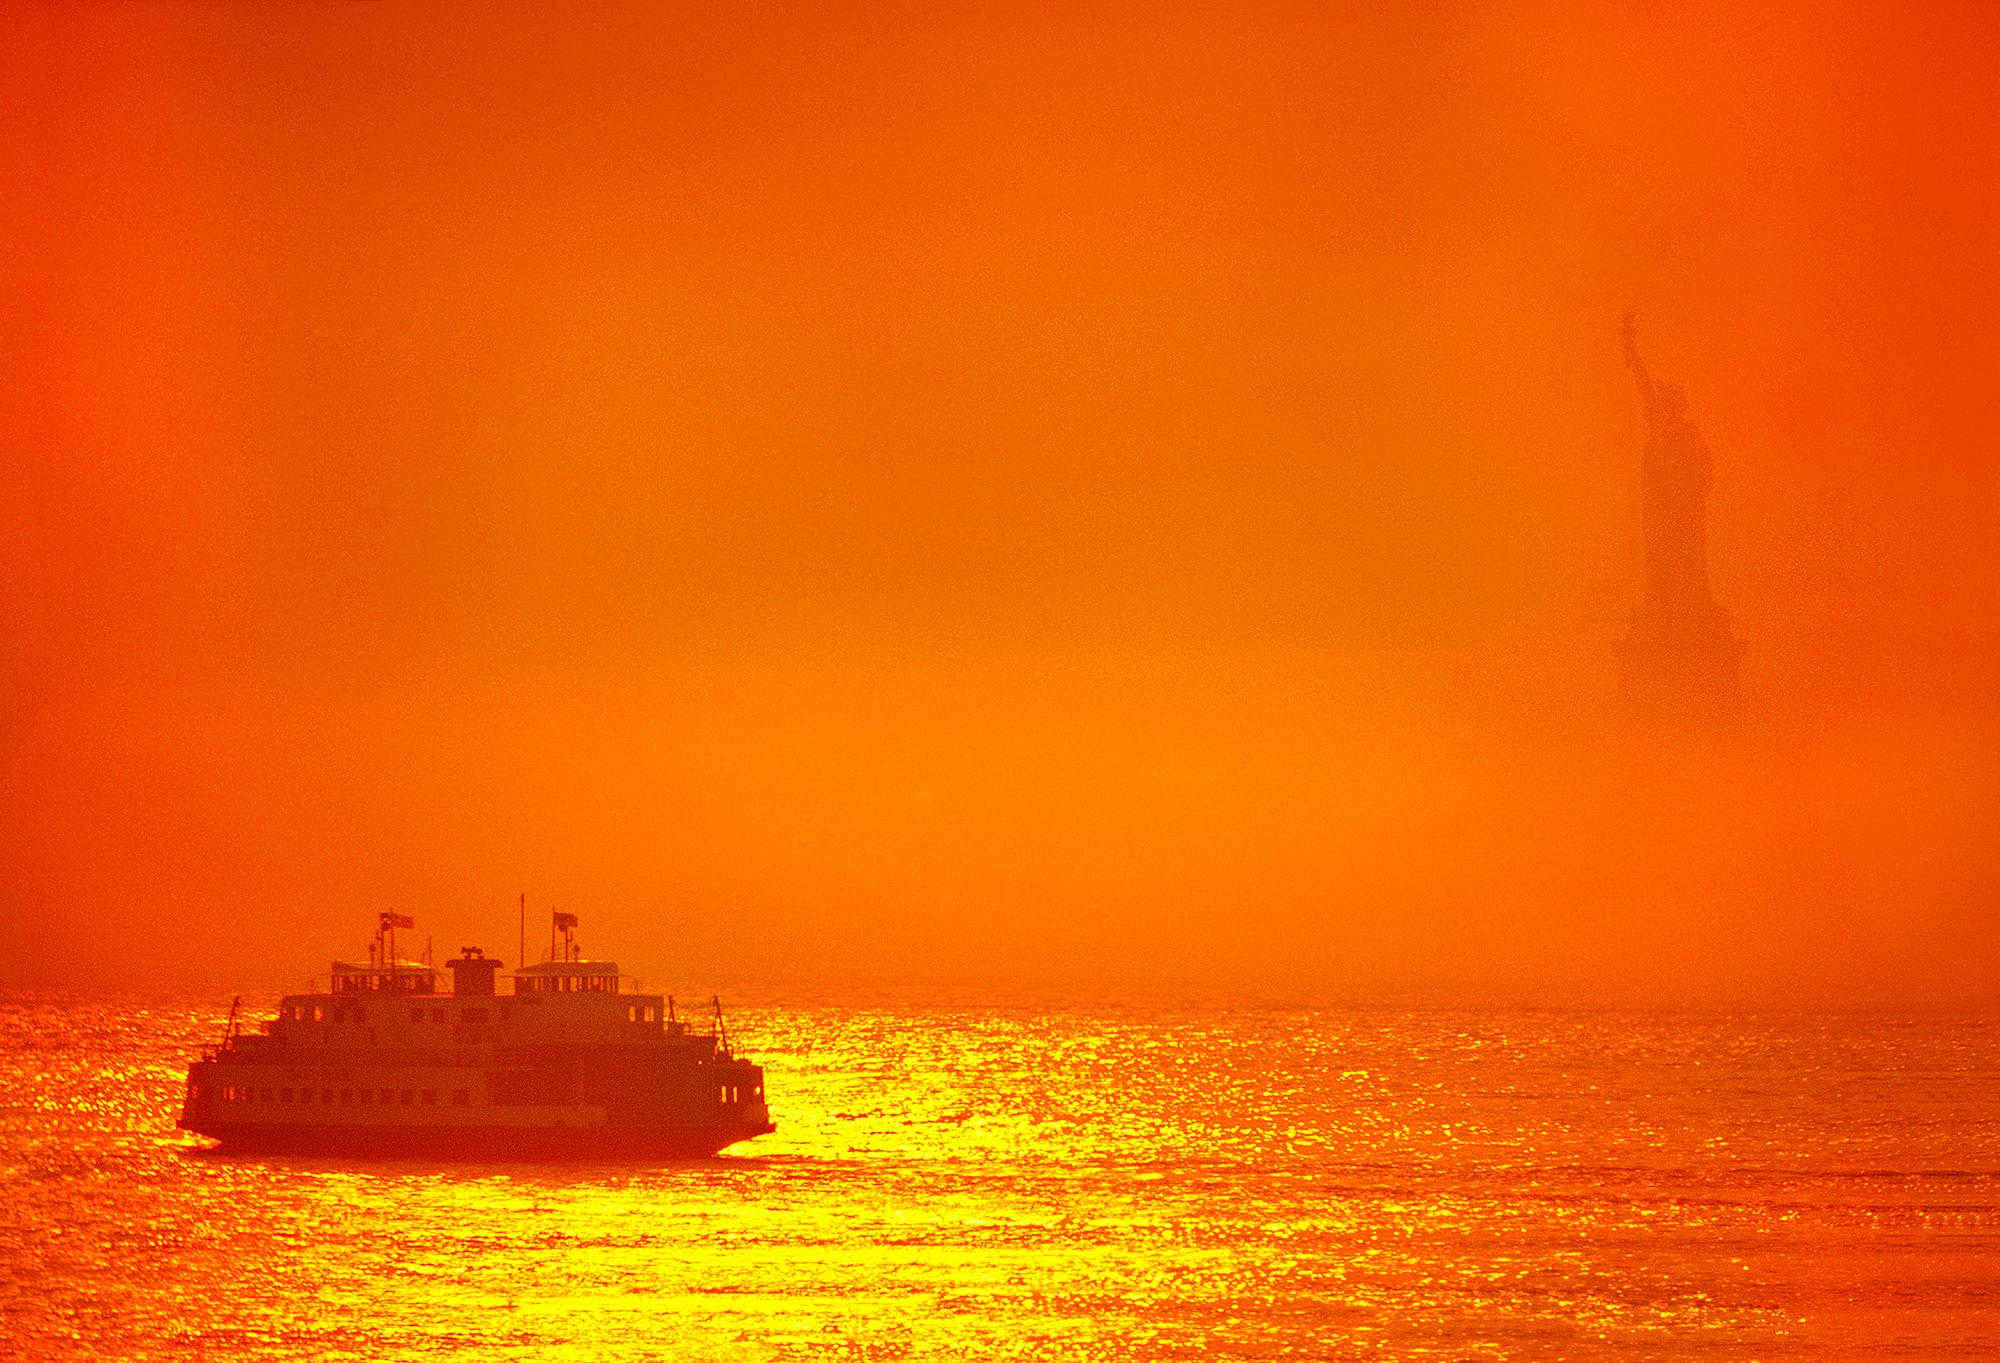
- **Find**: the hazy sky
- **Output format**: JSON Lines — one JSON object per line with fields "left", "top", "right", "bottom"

{"left": 3, "top": 1, "right": 1995, "bottom": 1002}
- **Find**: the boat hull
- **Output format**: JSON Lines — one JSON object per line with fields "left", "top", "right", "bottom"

{"left": 183, "top": 1117, "right": 776, "bottom": 1161}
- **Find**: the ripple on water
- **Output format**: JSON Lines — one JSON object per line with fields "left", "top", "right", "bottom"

{"left": 1, "top": 992, "right": 1998, "bottom": 1360}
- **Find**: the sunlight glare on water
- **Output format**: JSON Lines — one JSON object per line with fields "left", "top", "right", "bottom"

{"left": 2, "top": 991, "right": 1998, "bottom": 1360}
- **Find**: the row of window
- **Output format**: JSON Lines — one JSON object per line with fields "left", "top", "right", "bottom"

{"left": 331, "top": 976, "right": 437, "bottom": 995}
{"left": 718, "top": 1084, "right": 762, "bottom": 1104}
{"left": 214, "top": 1083, "right": 470, "bottom": 1107}
{"left": 517, "top": 975, "right": 620, "bottom": 993}
{"left": 283, "top": 1004, "right": 501, "bottom": 1026}
{"left": 285, "top": 1002, "right": 660, "bottom": 1026}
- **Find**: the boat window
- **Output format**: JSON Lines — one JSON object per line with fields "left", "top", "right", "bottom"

{"left": 321, "top": 1089, "right": 333, "bottom": 1104}
{"left": 380, "top": 1089, "right": 393, "bottom": 1105}
{"left": 431, "top": 1008, "right": 446, "bottom": 1022}
{"left": 421, "top": 1090, "right": 436, "bottom": 1105}
{"left": 360, "top": 1090, "right": 373, "bottom": 1105}
{"left": 301, "top": 1090, "right": 313, "bottom": 1105}
{"left": 281, "top": 1088, "right": 293, "bottom": 1103}
{"left": 399, "top": 1090, "right": 412, "bottom": 1105}
{"left": 410, "top": 1007, "right": 424, "bottom": 1022}
{"left": 452, "top": 1090, "right": 468, "bottom": 1106}
{"left": 340, "top": 1090, "right": 353, "bottom": 1104}
{"left": 461, "top": 1008, "right": 488, "bottom": 1024}
{"left": 258, "top": 1087, "right": 272, "bottom": 1103}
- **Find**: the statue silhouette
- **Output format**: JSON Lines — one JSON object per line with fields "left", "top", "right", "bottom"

{"left": 1622, "top": 311, "right": 1713, "bottom": 611}
{"left": 1616, "top": 313, "right": 1742, "bottom": 716}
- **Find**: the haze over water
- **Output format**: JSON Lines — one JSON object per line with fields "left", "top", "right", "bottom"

{"left": 5, "top": 990, "right": 1998, "bottom": 1361}
{"left": 4, "top": 1, "right": 1995, "bottom": 1006}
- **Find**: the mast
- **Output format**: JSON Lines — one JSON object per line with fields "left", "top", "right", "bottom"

{"left": 518, "top": 892, "right": 526, "bottom": 978}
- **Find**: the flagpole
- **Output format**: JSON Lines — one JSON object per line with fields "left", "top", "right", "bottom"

{"left": 518, "top": 893, "right": 525, "bottom": 978}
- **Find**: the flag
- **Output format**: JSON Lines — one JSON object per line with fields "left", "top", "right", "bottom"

{"left": 553, "top": 911, "right": 579, "bottom": 931}
{"left": 380, "top": 912, "right": 414, "bottom": 931}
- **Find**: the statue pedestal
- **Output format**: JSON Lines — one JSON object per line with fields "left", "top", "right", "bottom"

{"left": 1618, "top": 598, "right": 1743, "bottom": 716}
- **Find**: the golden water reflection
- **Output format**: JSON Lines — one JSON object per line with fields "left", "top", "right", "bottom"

{"left": 2, "top": 994, "right": 1997, "bottom": 1359}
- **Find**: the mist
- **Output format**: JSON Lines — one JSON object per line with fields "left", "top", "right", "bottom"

{"left": 3, "top": 1, "right": 1995, "bottom": 1003}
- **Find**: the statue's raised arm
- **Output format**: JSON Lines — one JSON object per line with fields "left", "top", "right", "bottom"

{"left": 1620, "top": 309, "right": 1657, "bottom": 407}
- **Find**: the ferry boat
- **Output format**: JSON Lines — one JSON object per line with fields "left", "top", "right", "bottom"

{"left": 178, "top": 911, "right": 775, "bottom": 1159}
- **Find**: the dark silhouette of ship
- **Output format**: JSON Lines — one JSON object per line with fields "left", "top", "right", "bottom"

{"left": 178, "top": 910, "right": 774, "bottom": 1159}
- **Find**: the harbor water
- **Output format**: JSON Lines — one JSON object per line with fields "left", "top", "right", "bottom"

{"left": 2, "top": 990, "right": 1997, "bottom": 1360}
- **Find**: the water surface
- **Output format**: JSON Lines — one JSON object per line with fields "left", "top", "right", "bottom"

{"left": 3, "top": 991, "right": 1997, "bottom": 1360}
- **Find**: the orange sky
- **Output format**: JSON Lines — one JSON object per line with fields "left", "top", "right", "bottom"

{"left": 2, "top": 1, "right": 1995, "bottom": 1002}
